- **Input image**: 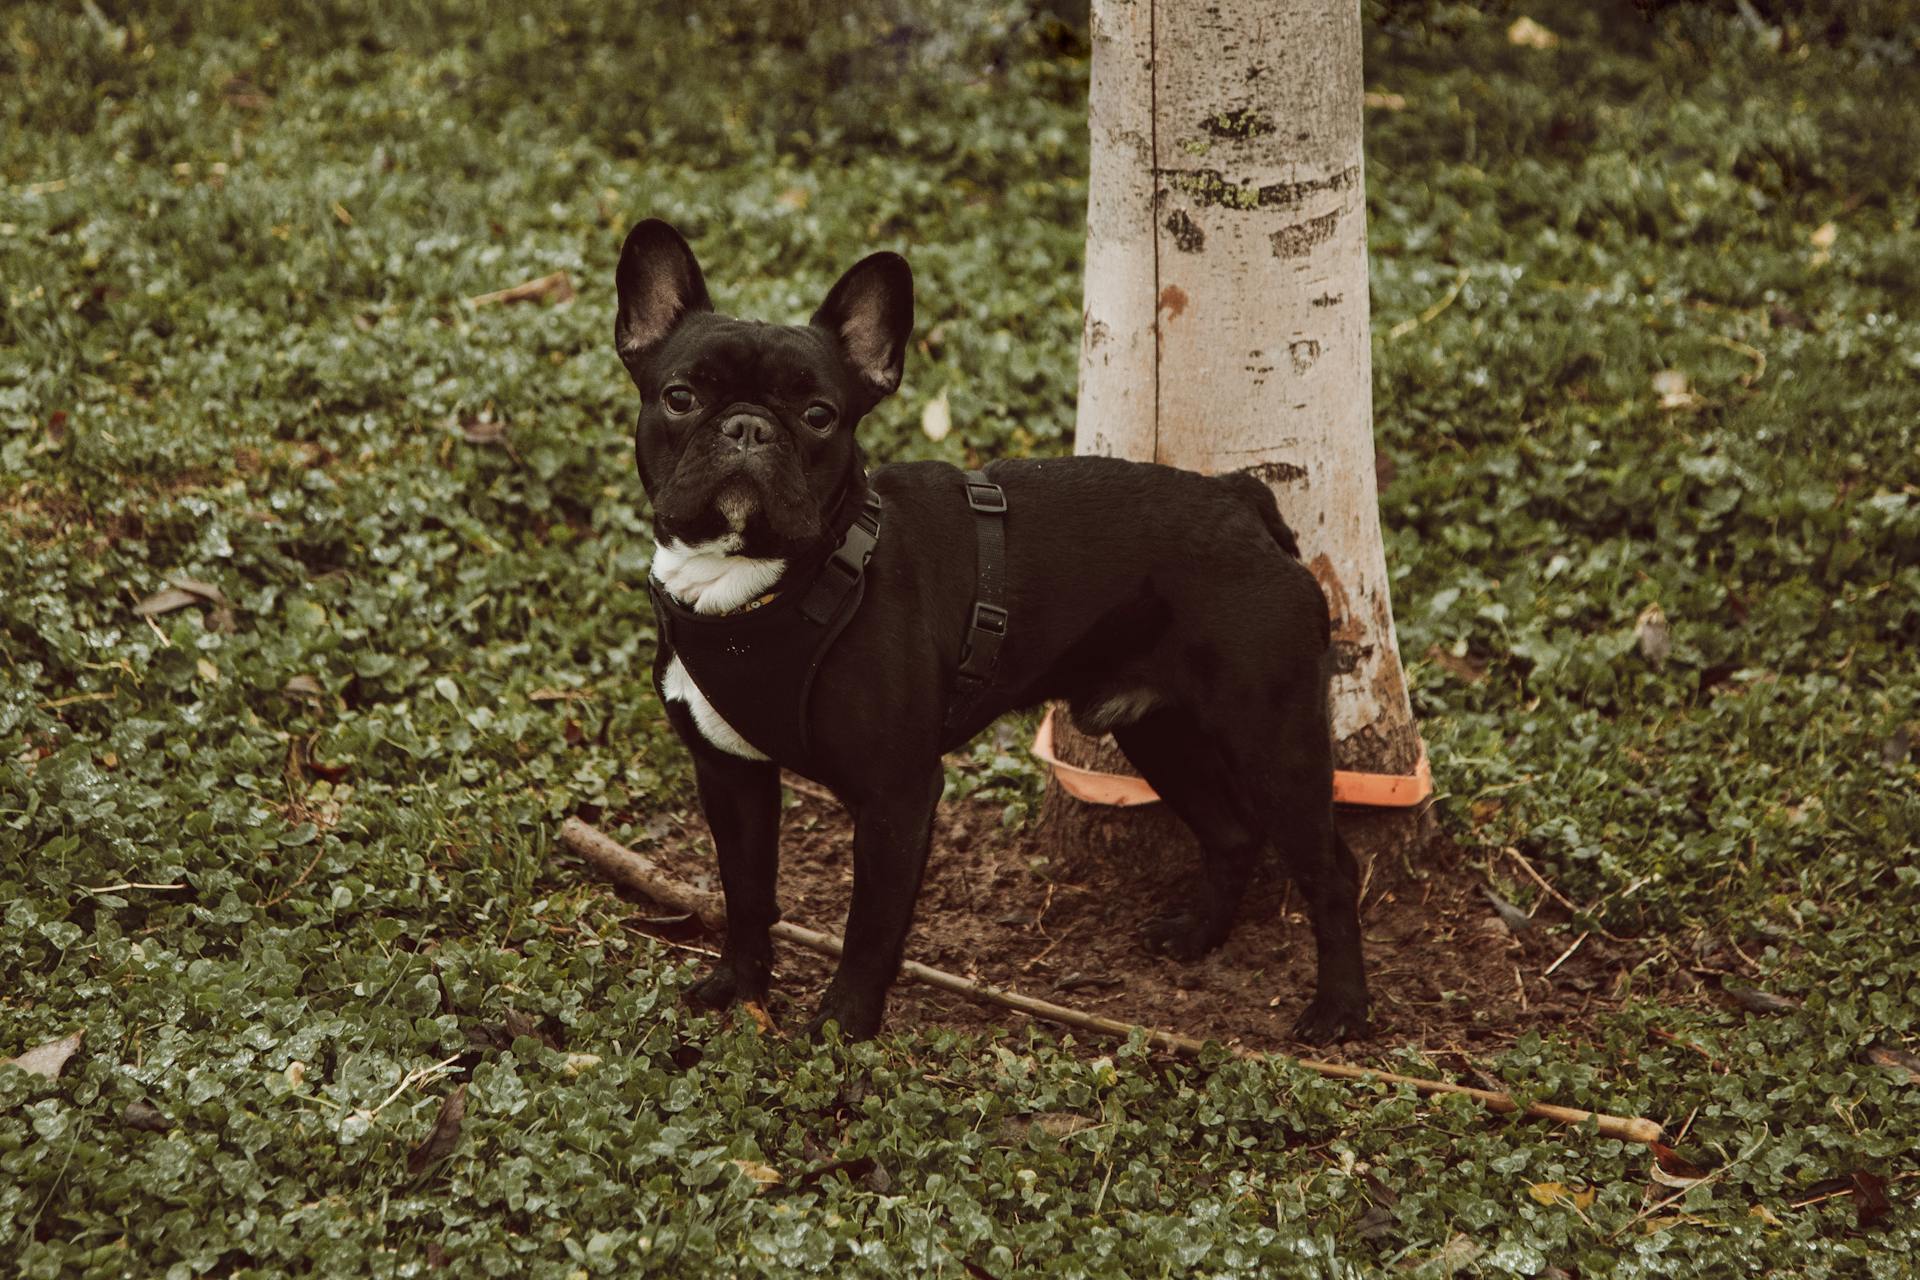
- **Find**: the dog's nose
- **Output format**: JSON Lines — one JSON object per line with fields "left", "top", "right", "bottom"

{"left": 718, "top": 413, "right": 779, "bottom": 449}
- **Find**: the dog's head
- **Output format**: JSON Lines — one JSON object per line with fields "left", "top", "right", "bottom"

{"left": 614, "top": 219, "right": 913, "bottom": 556}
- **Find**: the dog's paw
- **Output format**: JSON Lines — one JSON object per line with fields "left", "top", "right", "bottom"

{"left": 800, "top": 984, "right": 885, "bottom": 1042}
{"left": 1141, "top": 911, "right": 1224, "bottom": 962}
{"left": 1290, "top": 991, "right": 1371, "bottom": 1045}
{"left": 684, "top": 961, "right": 766, "bottom": 1011}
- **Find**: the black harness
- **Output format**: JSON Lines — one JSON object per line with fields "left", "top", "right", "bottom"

{"left": 648, "top": 468, "right": 1008, "bottom": 763}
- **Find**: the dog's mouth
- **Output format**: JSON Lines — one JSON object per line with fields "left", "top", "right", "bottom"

{"left": 654, "top": 452, "right": 824, "bottom": 548}
{"left": 713, "top": 480, "right": 758, "bottom": 532}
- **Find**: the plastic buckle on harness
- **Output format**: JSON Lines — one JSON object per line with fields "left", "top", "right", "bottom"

{"left": 965, "top": 480, "right": 1007, "bottom": 513}
{"left": 970, "top": 602, "right": 1008, "bottom": 636}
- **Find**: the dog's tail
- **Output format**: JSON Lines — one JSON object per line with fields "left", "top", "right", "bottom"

{"left": 1219, "top": 469, "right": 1302, "bottom": 560}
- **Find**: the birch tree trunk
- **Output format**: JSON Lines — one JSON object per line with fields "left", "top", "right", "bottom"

{"left": 1041, "top": 0, "right": 1422, "bottom": 854}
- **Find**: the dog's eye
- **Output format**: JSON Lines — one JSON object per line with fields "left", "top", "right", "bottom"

{"left": 662, "top": 385, "right": 696, "bottom": 415}
{"left": 802, "top": 403, "right": 836, "bottom": 432}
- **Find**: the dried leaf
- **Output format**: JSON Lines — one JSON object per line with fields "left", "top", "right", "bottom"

{"left": 1851, "top": 1171, "right": 1891, "bottom": 1228}
{"left": 1725, "top": 985, "right": 1799, "bottom": 1015}
{"left": 1809, "top": 221, "right": 1838, "bottom": 250}
{"left": 739, "top": 1001, "right": 784, "bottom": 1037}
{"left": 1651, "top": 369, "right": 1701, "bottom": 411}
{"left": 1650, "top": 1141, "right": 1710, "bottom": 1186}
{"left": 467, "top": 270, "right": 574, "bottom": 308}
{"left": 1425, "top": 643, "right": 1487, "bottom": 684}
{"left": 1526, "top": 1181, "right": 1596, "bottom": 1210}
{"left": 459, "top": 413, "right": 509, "bottom": 445}
{"left": 121, "top": 1100, "right": 170, "bottom": 1132}
{"left": 1363, "top": 91, "right": 1407, "bottom": 112}
{"left": 1507, "top": 17, "right": 1560, "bottom": 48}
{"left": 1354, "top": 1202, "right": 1397, "bottom": 1239}
{"left": 1866, "top": 1045, "right": 1920, "bottom": 1085}
{"left": 1482, "top": 888, "right": 1533, "bottom": 933}
{"left": 731, "top": 1159, "right": 782, "bottom": 1192}
{"left": 4, "top": 1030, "right": 83, "bottom": 1079}
{"left": 283, "top": 674, "right": 325, "bottom": 699}
{"left": 406, "top": 1084, "right": 466, "bottom": 1175}
{"left": 1635, "top": 603, "right": 1671, "bottom": 670}
{"left": 562, "top": 1053, "right": 602, "bottom": 1076}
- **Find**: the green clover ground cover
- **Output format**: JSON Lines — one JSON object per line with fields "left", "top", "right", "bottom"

{"left": 3, "top": 1, "right": 1917, "bottom": 1275}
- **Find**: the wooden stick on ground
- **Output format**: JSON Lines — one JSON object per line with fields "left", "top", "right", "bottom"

{"left": 558, "top": 817, "right": 1664, "bottom": 1146}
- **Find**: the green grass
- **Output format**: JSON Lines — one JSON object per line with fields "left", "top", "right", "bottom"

{"left": 3, "top": 0, "right": 1917, "bottom": 1275}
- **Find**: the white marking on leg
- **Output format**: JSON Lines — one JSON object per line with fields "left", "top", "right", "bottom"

{"left": 651, "top": 535, "right": 786, "bottom": 615}
{"left": 662, "top": 656, "right": 769, "bottom": 761}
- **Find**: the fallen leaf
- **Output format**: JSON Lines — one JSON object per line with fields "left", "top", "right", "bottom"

{"left": 1482, "top": 888, "right": 1533, "bottom": 933}
{"left": 562, "top": 1053, "right": 602, "bottom": 1076}
{"left": 332, "top": 201, "right": 353, "bottom": 227}
{"left": 3, "top": 1030, "right": 83, "bottom": 1079}
{"left": 1397, "top": 1233, "right": 1482, "bottom": 1275}
{"left": 283, "top": 674, "right": 325, "bottom": 699}
{"left": 1750, "top": 1203, "right": 1784, "bottom": 1226}
{"left": 1851, "top": 1171, "right": 1891, "bottom": 1228}
{"left": 467, "top": 270, "right": 574, "bottom": 308}
{"left": 921, "top": 387, "right": 952, "bottom": 442}
{"left": 1725, "top": 985, "right": 1799, "bottom": 1015}
{"left": 1650, "top": 1141, "right": 1710, "bottom": 1187}
{"left": 1353, "top": 1202, "right": 1397, "bottom": 1239}
{"left": 195, "top": 657, "right": 221, "bottom": 684}
{"left": 796, "top": 1154, "right": 878, "bottom": 1190}
{"left": 406, "top": 1084, "right": 466, "bottom": 1175}
{"left": 1651, "top": 369, "right": 1701, "bottom": 411}
{"left": 776, "top": 187, "right": 810, "bottom": 211}
{"left": 1809, "top": 221, "right": 1838, "bottom": 249}
{"left": 1363, "top": 91, "right": 1407, "bottom": 111}
{"left": 1507, "top": 16, "right": 1559, "bottom": 48}
{"left": 1527, "top": 1181, "right": 1597, "bottom": 1210}
{"left": 734, "top": 1001, "right": 783, "bottom": 1037}
{"left": 121, "top": 1100, "right": 170, "bottom": 1132}
{"left": 1866, "top": 1045, "right": 1920, "bottom": 1085}
{"left": 1635, "top": 603, "right": 1671, "bottom": 670}
{"left": 458, "top": 412, "right": 509, "bottom": 445}
{"left": 731, "top": 1159, "right": 782, "bottom": 1192}
{"left": 1425, "top": 644, "right": 1487, "bottom": 684}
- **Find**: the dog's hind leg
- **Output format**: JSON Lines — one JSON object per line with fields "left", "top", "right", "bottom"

{"left": 1231, "top": 680, "right": 1371, "bottom": 1044}
{"left": 1112, "top": 708, "right": 1264, "bottom": 961}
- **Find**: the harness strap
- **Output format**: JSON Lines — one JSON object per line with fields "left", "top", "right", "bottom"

{"left": 947, "top": 469, "right": 1008, "bottom": 734}
{"left": 797, "top": 492, "right": 882, "bottom": 625}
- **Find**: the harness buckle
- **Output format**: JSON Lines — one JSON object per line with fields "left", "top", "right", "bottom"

{"left": 970, "top": 602, "right": 1009, "bottom": 636}
{"left": 965, "top": 480, "right": 1008, "bottom": 514}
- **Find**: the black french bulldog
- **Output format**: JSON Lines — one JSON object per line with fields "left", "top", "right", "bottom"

{"left": 614, "top": 218, "right": 1369, "bottom": 1044}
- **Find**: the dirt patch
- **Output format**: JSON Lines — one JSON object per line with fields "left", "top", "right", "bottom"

{"left": 621, "top": 784, "right": 1697, "bottom": 1064}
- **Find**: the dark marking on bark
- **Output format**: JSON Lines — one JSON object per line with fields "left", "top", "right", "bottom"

{"left": 1199, "top": 108, "right": 1275, "bottom": 140}
{"left": 1157, "top": 284, "right": 1188, "bottom": 321}
{"left": 1161, "top": 165, "right": 1359, "bottom": 212}
{"left": 1331, "top": 641, "right": 1372, "bottom": 675}
{"left": 1163, "top": 209, "right": 1205, "bottom": 253}
{"left": 1312, "top": 292, "right": 1343, "bottom": 308}
{"left": 1288, "top": 339, "right": 1321, "bottom": 373}
{"left": 1086, "top": 317, "right": 1111, "bottom": 348}
{"left": 1245, "top": 459, "right": 1309, "bottom": 487}
{"left": 1270, "top": 210, "right": 1341, "bottom": 258}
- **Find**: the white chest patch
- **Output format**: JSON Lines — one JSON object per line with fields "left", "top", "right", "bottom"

{"left": 661, "top": 656, "right": 769, "bottom": 761}
{"left": 650, "top": 535, "right": 788, "bottom": 616}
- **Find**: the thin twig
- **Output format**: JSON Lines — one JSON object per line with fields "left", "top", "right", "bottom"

{"left": 1387, "top": 267, "right": 1469, "bottom": 340}
{"left": 558, "top": 818, "right": 1665, "bottom": 1145}
{"left": 80, "top": 881, "right": 187, "bottom": 895}
{"left": 1544, "top": 931, "right": 1591, "bottom": 978}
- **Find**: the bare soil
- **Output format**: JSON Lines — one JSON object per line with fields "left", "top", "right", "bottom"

{"left": 623, "top": 781, "right": 1695, "bottom": 1066}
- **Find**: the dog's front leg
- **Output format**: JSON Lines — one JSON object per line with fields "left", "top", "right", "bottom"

{"left": 682, "top": 747, "right": 782, "bottom": 1012}
{"left": 804, "top": 768, "right": 944, "bottom": 1040}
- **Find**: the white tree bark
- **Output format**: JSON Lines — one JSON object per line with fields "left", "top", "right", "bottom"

{"left": 1077, "top": 0, "right": 1418, "bottom": 776}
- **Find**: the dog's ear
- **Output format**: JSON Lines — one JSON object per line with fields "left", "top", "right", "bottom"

{"left": 811, "top": 251, "right": 914, "bottom": 399}
{"left": 615, "top": 220, "right": 712, "bottom": 378}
